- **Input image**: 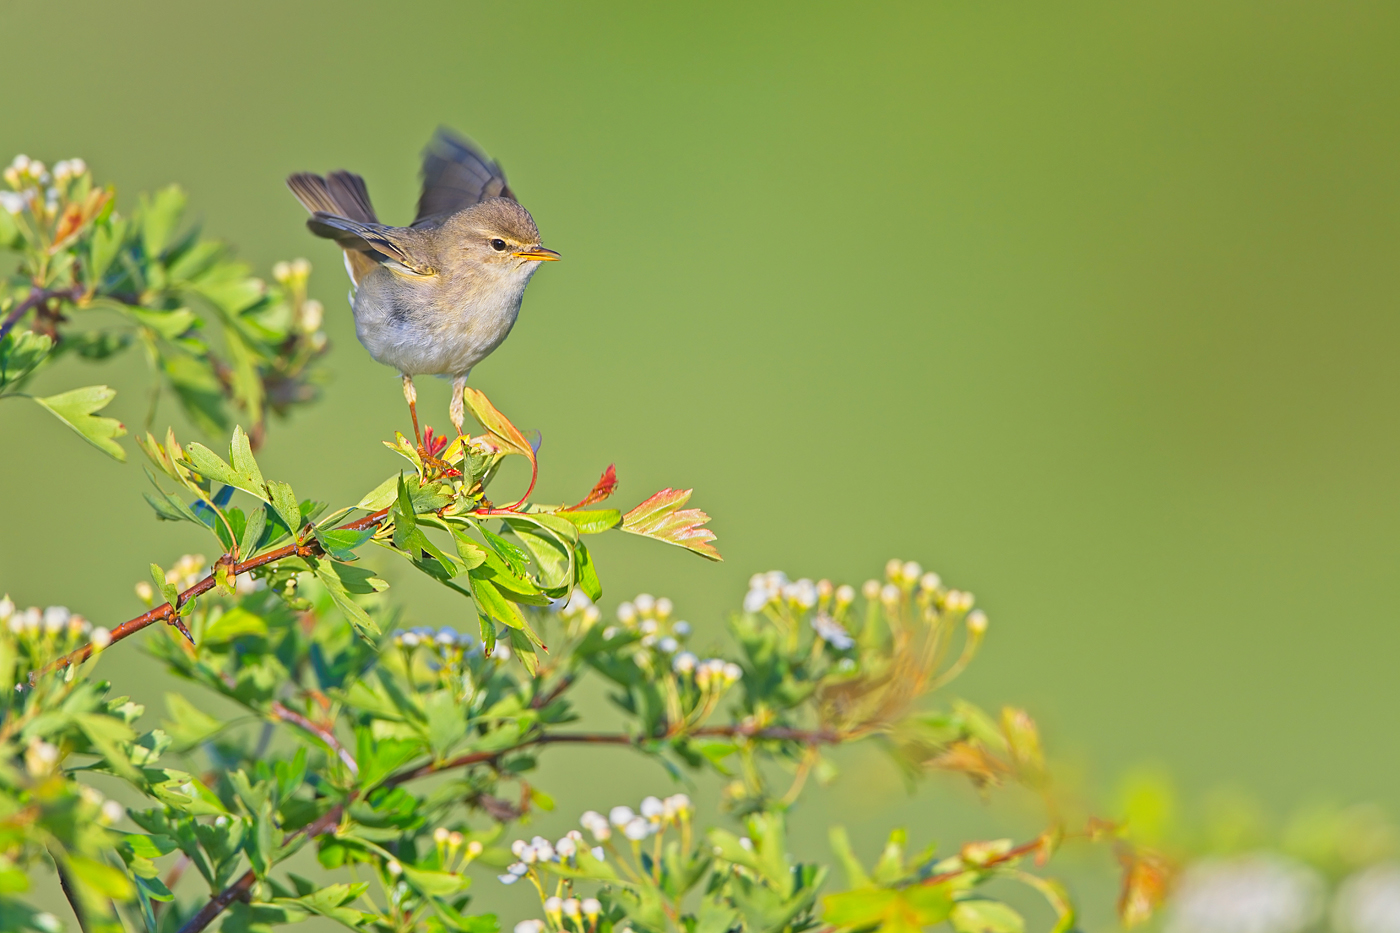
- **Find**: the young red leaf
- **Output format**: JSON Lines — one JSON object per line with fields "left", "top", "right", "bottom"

{"left": 566, "top": 464, "right": 618, "bottom": 511}
{"left": 621, "top": 488, "right": 721, "bottom": 561}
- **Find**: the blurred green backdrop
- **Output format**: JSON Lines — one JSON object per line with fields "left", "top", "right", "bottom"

{"left": 3, "top": 0, "right": 1400, "bottom": 925}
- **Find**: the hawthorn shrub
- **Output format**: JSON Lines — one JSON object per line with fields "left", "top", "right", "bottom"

{"left": 14, "top": 153, "right": 1385, "bottom": 933}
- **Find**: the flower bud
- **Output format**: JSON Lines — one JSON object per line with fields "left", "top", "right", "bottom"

{"left": 555, "top": 836, "right": 577, "bottom": 858}
{"left": 639, "top": 796, "right": 664, "bottom": 820}
{"left": 386, "top": 860, "right": 402, "bottom": 877}
{"left": 544, "top": 897, "right": 563, "bottom": 921}
{"left": 861, "top": 579, "right": 880, "bottom": 600}
{"left": 920, "top": 572, "right": 942, "bottom": 592}
{"left": 0, "top": 596, "right": 13, "bottom": 621}
{"left": 608, "top": 806, "right": 634, "bottom": 828}
{"left": 885, "top": 558, "right": 904, "bottom": 581}
{"left": 902, "top": 561, "right": 922, "bottom": 584}
{"left": 563, "top": 898, "right": 582, "bottom": 920}
{"left": 880, "top": 583, "right": 901, "bottom": 606}
{"left": 100, "top": 800, "right": 126, "bottom": 824}
{"left": 655, "top": 597, "right": 673, "bottom": 620}
{"left": 634, "top": 593, "right": 656, "bottom": 615}
{"left": 616, "top": 602, "right": 637, "bottom": 625}
{"left": 624, "top": 817, "right": 651, "bottom": 841}
{"left": 673, "top": 651, "right": 698, "bottom": 674}
{"left": 835, "top": 584, "right": 855, "bottom": 606}
{"left": 515, "top": 921, "right": 544, "bottom": 933}
{"left": 466, "top": 840, "right": 482, "bottom": 856}
{"left": 966, "top": 610, "right": 988, "bottom": 636}
{"left": 672, "top": 620, "right": 691, "bottom": 637}
{"left": 582, "top": 898, "right": 602, "bottom": 919}
{"left": 299, "top": 298, "right": 324, "bottom": 333}
{"left": 91, "top": 627, "right": 112, "bottom": 649}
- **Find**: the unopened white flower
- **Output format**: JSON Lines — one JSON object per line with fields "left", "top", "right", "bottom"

{"left": 535, "top": 842, "right": 556, "bottom": 862}
{"left": 666, "top": 793, "right": 692, "bottom": 818}
{"left": 789, "top": 578, "right": 818, "bottom": 608}
{"left": 640, "top": 796, "right": 665, "bottom": 820}
{"left": 602, "top": 625, "right": 619, "bottom": 640}
{"left": 290, "top": 257, "right": 311, "bottom": 278}
{"left": 739, "top": 837, "right": 754, "bottom": 851}
{"left": 495, "top": 644, "right": 512, "bottom": 661}
{"left": 920, "top": 572, "right": 942, "bottom": 592}
{"left": 1164, "top": 855, "right": 1322, "bottom": 933}
{"left": 22, "top": 608, "right": 40, "bottom": 633}
{"left": 617, "top": 602, "right": 637, "bottom": 624}
{"left": 498, "top": 873, "right": 519, "bottom": 885}
{"left": 436, "top": 627, "right": 456, "bottom": 646}
{"left": 723, "top": 662, "right": 743, "bottom": 683}
{"left": 583, "top": 605, "right": 602, "bottom": 626}
{"left": 901, "top": 561, "right": 922, "bottom": 583}
{"left": 811, "top": 613, "right": 854, "bottom": 650}
{"left": 623, "top": 817, "right": 652, "bottom": 840}
{"left": 880, "top": 583, "right": 901, "bottom": 606}
{"left": 91, "top": 627, "right": 112, "bottom": 649}
{"left": 0, "top": 191, "right": 24, "bottom": 215}
{"left": 582, "top": 898, "right": 602, "bottom": 919}
{"left": 861, "top": 579, "right": 881, "bottom": 600}
{"left": 655, "top": 597, "right": 673, "bottom": 619}
{"left": 43, "top": 606, "right": 70, "bottom": 633}
{"left": 515, "top": 921, "right": 545, "bottom": 933}
{"left": 563, "top": 898, "right": 582, "bottom": 920}
{"left": 511, "top": 839, "right": 529, "bottom": 857}
{"left": 100, "top": 800, "right": 126, "bottom": 824}
{"left": 966, "top": 610, "right": 988, "bottom": 636}
{"left": 0, "top": 596, "right": 13, "bottom": 621}
{"left": 507, "top": 861, "right": 529, "bottom": 876}
{"left": 401, "top": 632, "right": 421, "bottom": 647}
{"left": 634, "top": 593, "right": 656, "bottom": 615}
{"left": 885, "top": 558, "right": 904, "bottom": 580}
{"left": 743, "top": 588, "right": 770, "bottom": 613}
{"left": 673, "top": 621, "right": 691, "bottom": 637}
{"left": 609, "top": 805, "right": 635, "bottom": 828}
{"left": 299, "top": 298, "right": 324, "bottom": 333}
{"left": 591, "top": 846, "right": 605, "bottom": 861}
{"left": 466, "top": 840, "right": 482, "bottom": 856}
{"left": 434, "top": 827, "right": 450, "bottom": 844}
{"left": 386, "top": 859, "right": 403, "bottom": 876}
{"left": 9, "top": 154, "right": 30, "bottom": 173}
{"left": 764, "top": 571, "right": 789, "bottom": 590}
{"left": 1334, "top": 863, "right": 1400, "bottom": 933}
{"left": 835, "top": 584, "right": 855, "bottom": 606}
{"left": 544, "top": 897, "right": 563, "bottom": 919}
{"left": 658, "top": 636, "right": 678, "bottom": 654}
{"left": 26, "top": 739, "right": 59, "bottom": 776}
{"left": 555, "top": 836, "right": 577, "bottom": 859}
{"left": 673, "top": 651, "right": 698, "bottom": 674}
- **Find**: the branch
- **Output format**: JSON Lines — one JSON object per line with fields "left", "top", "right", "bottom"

{"left": 385, "top": 725, "right": 846, "bottom": 787}
{"left": 269, "top": 701, "right": 359, "bottom": 776}
{"left": 0, "top": 284, "right": 83, "bottom": 342}
{"left": 39, "top": 508, "right": 390, "bottom": 680}
{"left": 177, "top": 803, "right": 346, "bottom": 933}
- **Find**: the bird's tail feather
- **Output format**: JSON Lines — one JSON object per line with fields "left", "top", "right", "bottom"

{"left": 286, "top": 171, "right": 378, "bottom": 224}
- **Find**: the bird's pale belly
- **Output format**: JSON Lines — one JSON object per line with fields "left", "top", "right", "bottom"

{"left": 351, "top": 281, "right": 523, "bottom": 377}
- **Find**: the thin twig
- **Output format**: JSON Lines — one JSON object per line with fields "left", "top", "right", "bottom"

{"left": 0, "top": 284, "right": 83, "bottom": 342}
{"left": 53, "top": 856, "right": 90, "bottom": 933}
{"left": 269, "top": 701, "right": 359, "bottom": 776}
{"left": 38, "top": 508, "right": 390, "bottom": 679}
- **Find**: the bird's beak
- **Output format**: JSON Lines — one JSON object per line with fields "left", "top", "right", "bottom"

{"left": 513, "top": 247, "right": 561, "bottom": 262}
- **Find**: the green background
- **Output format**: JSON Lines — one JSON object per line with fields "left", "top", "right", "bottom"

{"left": 3, "top": 1, "right": 1399, "bottom": 926}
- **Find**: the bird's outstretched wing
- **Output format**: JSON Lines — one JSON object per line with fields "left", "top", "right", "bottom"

{"left": 413, "top": 127, "right": 515, "bottom": 227}
{"left": 287, "top": 171, "right": 378, "bottom": 224}
{"left": 306, "top": 213, "right": 436, "bottom": 277}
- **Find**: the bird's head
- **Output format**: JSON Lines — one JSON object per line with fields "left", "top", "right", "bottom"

{"left": 443, "top": 198, "right": 559, "bottom": 280}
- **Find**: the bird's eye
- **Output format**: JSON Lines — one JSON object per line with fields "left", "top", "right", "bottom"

{"left": 490, "top": 238, "right": 508, "bottom": 252}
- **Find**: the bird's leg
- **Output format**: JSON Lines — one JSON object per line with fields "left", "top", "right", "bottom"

{"left": 450, "top": 374, "right": 468, "bottom": 440}
{"left": 401, "top": 374, "right": 423, "bottom": 448}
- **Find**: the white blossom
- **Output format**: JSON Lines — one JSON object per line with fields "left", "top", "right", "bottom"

{"left": 673, "top": 651, "right": 698, "bottom": 674}
{"left": 609, "top": 805, "right": 635, "bottom": 827}
{"left": 1164, "top": 855, "right": 1322, "bottom": 933}
{"left": 673, "top": 621, "right": 691, "bottom": 637}
{"left": 582, "top": 898, "right": 602, "bottom": 919}
{"left": 640, "top": 796, "right": 665, "bottom": 820}
{"left": 634, "top": 593, "right": 656, "bottom": 615}
{"left": 514, "top": 921, "right": 545, "bottom": 933}
{"left": 623, "top": 816, "right": 652, "bottom": 840}
{"left": 1333, "top": 864, "right": 1400, "bottom": 933}
{"left": 811, "top": 613, "right": 854, "bottom": 650}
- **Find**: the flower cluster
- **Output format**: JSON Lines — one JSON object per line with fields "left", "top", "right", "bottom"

{"left": 499, "top": 830, "right": 604, "bottom": 885}
{"left": 430, "top": 826, "right": 484, "bottom": 873}
{"left": 579, "top": 793, "right": 693, "bottom": 843}
{"left": 557, "top": 588, "right": 603, "bottom": 637}
{"left": 0, "top": 596, "right": 106, "bottom": 649}
{"left": 515, "top": 894, "right": 602, "bottom": 933}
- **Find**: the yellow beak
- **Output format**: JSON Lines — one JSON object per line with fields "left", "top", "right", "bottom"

{"left": 513, "top": 247, "right": 561, "bottom": 262}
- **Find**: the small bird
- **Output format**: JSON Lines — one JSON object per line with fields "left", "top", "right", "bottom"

{"left": 286, "top": 128, "right": 559, "bottom": 449}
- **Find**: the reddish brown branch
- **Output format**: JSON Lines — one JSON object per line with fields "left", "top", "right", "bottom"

{"left": 40, "top": 508, "right": 390, "bottom": 679}
{"left": 0, "top": 284, "right": 84, "bottom": 342}
{"left": 269, "top": 701, "right": 359, "bottom": 776}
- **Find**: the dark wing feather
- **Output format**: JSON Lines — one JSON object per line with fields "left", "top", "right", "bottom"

{"left": 306, "top": 213, "right": 435, "bottom": 276}
{"left": 413, "top": 127, "right": 515, "bottom": 227}
{"left": 286, "top": 172, "right": 377, "bottom": 223}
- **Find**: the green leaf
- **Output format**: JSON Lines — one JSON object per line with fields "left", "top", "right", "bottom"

{"left": 621, "top": 487, "right": 721, "bottom": 560}
{"left": 150, "top": 564, "right": 181, "bottom": 611}
{"left": 575, "top": 540, "right": 602, "bottom": 601}
{"left": 239, "top": 504, "right": 267, "bottom": 557}
{"left": 32, "top": 385, "right": 126, "bottom": 460}
{"left": 829, "top": 826, "right": 872, "bottom": 888}
{"left": 186, "top": 426, "right": 267, "bottom": 502}
{"left": 268, "top": 480, "right": 301, "bottom": 535}
{"left": 314, "top": 526, "right": 375, "bottom": 561}
{"left": 950, "top": 899, "right": 1026, "bottom": 933}
{"left": 75, "top": 712, "right": 142, "bottom": 783}
{"left": 1, "top": 331, "right": 53, "bottom": 385}
{"left": 66, "top": 854, "right": 136, "bottom": 900}
{"left": 89, "top": 216, "right": 128, "bottom": 282}
{"left": 554, "top": 508, "right": 622, "bottom": 534}
{"left": 824, "top": 885, "right": 953, "bottom": 933}
{"left": 140, "top": 185, "right": 187, "bottom": 257}
{"left": 203, "top": 607, "right": 268, "bottom": 644}
{"left": 130, "top": 306, "right": 196, "bottom": 340}
{"left": 163, "top": 692, "right": 225, "bottom": 749}
{"left": 508, "top": 627, "right": 540, "bottom": 677}
{"left": 312, "top": 559, "right": 381, "bottom": 639}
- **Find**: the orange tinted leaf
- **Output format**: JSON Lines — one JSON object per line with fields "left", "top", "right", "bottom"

{"left": 461, "top": 388, "right": 534, "bottom": 464}
{"left": 927, "top": 739, "right": 1010, "bottom": 789}
{"left": 621, "top": 487, "right": 721, "bottom": 561}
{"left": 1117, "top": 848, "right": 1173, "bottom": 929}
{"left": 567, "top": 464, "right": 618, "bottom": 510}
